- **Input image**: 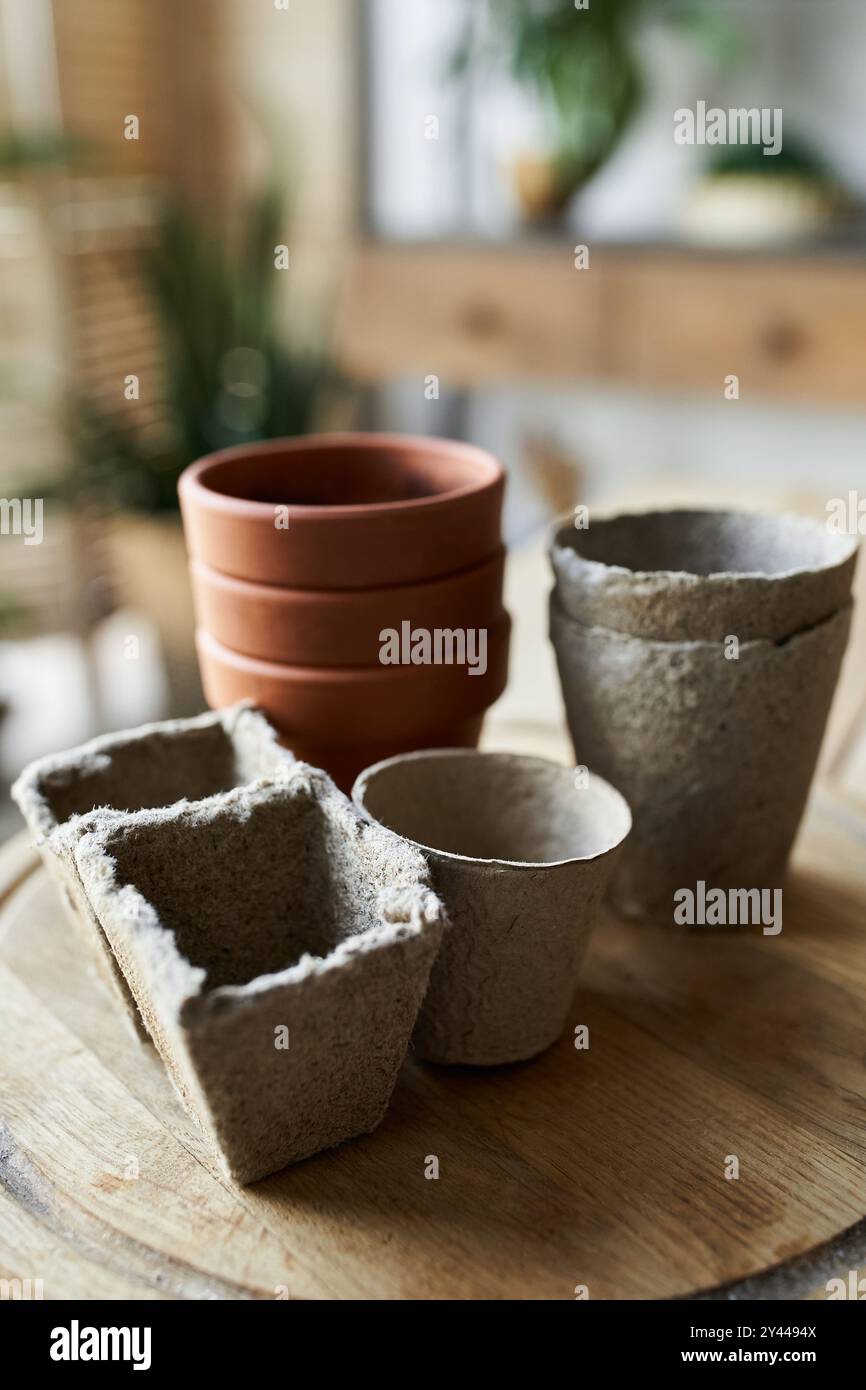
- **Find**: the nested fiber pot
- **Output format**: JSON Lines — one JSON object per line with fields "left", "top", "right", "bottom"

{"left": 353, "top": 750, "right": 632, "bottom": 1066}
{"left": 73, "top": 769, "right": 445, "bottom": 1183}
{"left": 549, "top": 600, "right": 854, "bottom": 921}
{"left": 550, "top": 508, "right": 858, "bottom": 643}
{"left": 548, "top": 507, "right": 858, "bottom": 921}
{"left": 178, "top": 432, "right": 505, "bottom": 590}
{"left": 188, "top": 549, "right": 507, "bottom": 667}
{"left": 11, "top": 704, "right": 291, "bottom": 1039}
{"left": 196, "top": 615, "right": 511, "bottom": 791}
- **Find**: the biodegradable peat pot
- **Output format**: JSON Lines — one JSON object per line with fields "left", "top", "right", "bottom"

{"left": 196, "top": 615, "right": 511, "bottom": 790}
{"left": 549, "top": 599, "right": 853, "bottom": 921}
{"left": 353, "top": 750, "right": 632, "bottom": 1066}
{"left": 550, "top": 509, "right": 858, "bottom": 642}
{"left": 188, "top": 549, "right": 507, "bottom": 667}
{"left": 178, "top": 433, "right": 505, "bottom": 590}
{"left": 11, "top": 704, "right": 291, "bottom": 1039}
{"left": 73, "top": 770, "right": 445, "bottom": 1183}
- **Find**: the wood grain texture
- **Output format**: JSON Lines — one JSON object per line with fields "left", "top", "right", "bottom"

{"left": 1, "top": 785, "right": 865, "bottom": 1300}
{"left": 338, "top": 243, "right": 866, "bottom": 404}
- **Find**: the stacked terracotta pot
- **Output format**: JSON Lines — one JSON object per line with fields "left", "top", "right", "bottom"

{"left": 178, "top": 433, "right": 510, "bottom": 789}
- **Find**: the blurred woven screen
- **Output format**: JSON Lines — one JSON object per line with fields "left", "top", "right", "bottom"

{"left": 51, "top": 0, "right": 224, "bottom": 448}
{"left": 1, "top": 0, "right": 225, "bottom": 486}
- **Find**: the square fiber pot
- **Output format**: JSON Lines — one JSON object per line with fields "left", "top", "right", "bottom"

{"left": 11, "top": 703, "right": 292, "bottom": 1039}
{"left": 73, "top": 769, "right": 444, "bottom": 1182}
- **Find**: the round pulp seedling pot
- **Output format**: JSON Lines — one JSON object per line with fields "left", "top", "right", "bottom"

{"left": 353, "top": 749, "right": 632, "bottom": 1065}
{"left": 549, "top": 598, "right": 853, "bottom": 921}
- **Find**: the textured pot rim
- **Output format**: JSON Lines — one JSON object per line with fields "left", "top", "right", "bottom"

{"left": 73, "top": 768, "right": 443, "bottom": 1015}
{"left": 10, "top": 702, "right": 275, "bottom": 841}
{"left": 353, "top": 748, "right": 632, "bottom": 871}
{"left": 549, "top": 507, "right": 859, "bottom": 584}
{"left": 549, "top": 592, "right": 853, "bottom": 650}
{"left": 196, "top": 616, "right": 510, "bottom": 684}
{"left": 189, "top": 547, "right": 507, "bottom": 602}
{"left": 179, "top": 432, "right": 504, "bottom": 521}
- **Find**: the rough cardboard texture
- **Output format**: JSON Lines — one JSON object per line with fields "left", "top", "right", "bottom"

{"left": 11, "top": 704, "right": 292, "bottom": 1038}
{"left": 354, "top": 750, "right": 631, "bottom": 1066}
{"left": 551, "top": 510, "right": 858, "bottom": 643}
{"left": 549, "top": 598, "right": 853, "bottom": 920}
{"left": 74, "top": 768, "right": 444, "bottom": 1183}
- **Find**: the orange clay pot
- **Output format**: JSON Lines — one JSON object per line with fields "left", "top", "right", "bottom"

{"left": 188, "top": 550, "right": 507, "bottom": 668}
{"left": 178, "top": 433, "right": 505, "bottom": 590}
{"left": 275, "top": 720, "right": 486, "bottom": 797}
{"left": 195, "top": 616, "right": 510, "bottom": 790}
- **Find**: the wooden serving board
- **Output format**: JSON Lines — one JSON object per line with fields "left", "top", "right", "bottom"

{"left": 1, "top": 790, "right": 865, "bottom": 1301}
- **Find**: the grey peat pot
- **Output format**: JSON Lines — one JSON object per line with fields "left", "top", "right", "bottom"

{"left": 548, "top": 507, "right": 858, "bottom": 921}
{"left": 550, "top": 508, "right": 858, "bottom": 643}
{"left": 73, "top": 767, "right": 445, "bottom": 1182}
{"left": 354, "top": 749, "right": 632, "bottom": 1066}
{"left": 11, "top": 703, "right": 292, "bottom": 1038}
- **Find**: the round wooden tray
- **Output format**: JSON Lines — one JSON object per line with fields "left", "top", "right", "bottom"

{"left": 1, "top": 788, "right": 865, "bottom": 1300}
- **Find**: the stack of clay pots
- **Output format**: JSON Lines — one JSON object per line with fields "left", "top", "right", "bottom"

{"left": 549, "top": 509, "right": 859, "bottom": 921}
{"left": 179, "top": 433, "right": 511, "bottom": 789}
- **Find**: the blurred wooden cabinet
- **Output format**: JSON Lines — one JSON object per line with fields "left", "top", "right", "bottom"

{"left": 339, "top": 242, "right": 866, "bottom": 404}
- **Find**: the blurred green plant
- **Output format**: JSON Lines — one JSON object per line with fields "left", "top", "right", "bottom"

{"left": 0, "top": 130, "right": 89, "bottom": 173}
{"left": 706, "top": 137, "right": 837, "bottom": 184}
{"left": 453, "top": 0, "right": 741, "bottom": 202}
{"left": 0, "top": 590, "right": 29, "bottom": 639}
{"left": 64, "top": 187, "right": 332, "bottom": 513}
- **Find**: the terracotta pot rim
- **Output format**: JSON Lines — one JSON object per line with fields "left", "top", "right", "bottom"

{"left": 189, "top": 547, "right": 507, "bottom": 601}
{"left": 550, "top": 507, "right": 858, "bottom": 584}
{"left": 353, "top": 748, "right": 632, "bottom": 870}
{"left": 196, "top": 615, "right": 511, "bottom": 684}
{"left": 179, "top": 432, "right": 504, "bottom": 521}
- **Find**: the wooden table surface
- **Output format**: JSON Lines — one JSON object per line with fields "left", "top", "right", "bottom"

{"left": 1, "top": 779, "right": 865, "bottom": 1300}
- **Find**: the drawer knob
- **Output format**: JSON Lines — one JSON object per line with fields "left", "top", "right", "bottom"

{"left": 759, "top": 319, "right": 805, "bottom": 360}
{"left": 460, "top": 300, "right": 504, "bottom": 337}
